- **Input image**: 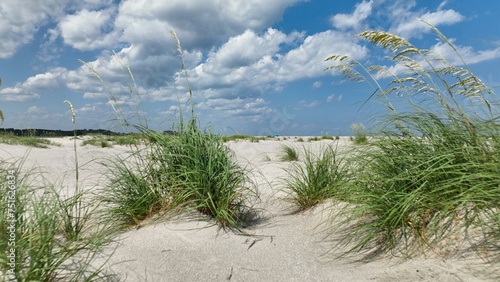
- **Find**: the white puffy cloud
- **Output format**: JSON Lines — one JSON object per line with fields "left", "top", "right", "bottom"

{"left": 387, "top": 0, "right": 464, "bottom": 39}
{"left": 0, "top": 67, "right": 68, "bottom": 101}
{"left": 59, "top": 8, "right": 119, "bottom": 50}
{"left": 0, "top": 0, "right": 64, "bottom": 58}
{"left": 277, "top": 30, "right": 367, "bottom": 80}
{"left": 0, "top": 0, "right": 119, "bottom": 58}
{"left": 197, "top": 97, "right": 273, "bottom": 124}
{"left": 183, "top": 29, "right": 367, "bottom": 101}
{"left": 430, "top": 40, "right": 500, "bottom": 66}
{"left": 115, "top": 0, "right": 304, "bottom": 50}
{"left": 392, "top": 9, "right": 463, "bottom": 39}
{"left": 377, "top": 39, "right": 500, "bottom": 78}
{"left": 329, "top": 0, "right": 465, "bottom": 39}
{"left": 24, "top": 71, "right": 62, "bottom": 90}
{"left": 330, "top": 0, "right": 374, "bottom": 31}
{"left": 211, "top": 29, "right": 296, "bottom": 69}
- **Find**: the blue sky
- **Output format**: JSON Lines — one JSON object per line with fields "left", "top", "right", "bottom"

{"left": 0, "top": 0, "right": 499, "bottom": 136}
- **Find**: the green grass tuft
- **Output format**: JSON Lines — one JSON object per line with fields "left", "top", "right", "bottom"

{"left": 326, "top": 24, "right": 500, "bottom": 260}
{"left": 0, "top": 134, "right": 60, "bottom": 148}
{"left": 0, "top": 162, "right": 114, "bottom": 280}
{"left": 278, "top": 145, "right": 299, "bottom": 161}
{"left": 282, "top": 145, "right": 348, "bottom": 211}
{"left": 350, "top": 123, "right": 368, "bottom": 145}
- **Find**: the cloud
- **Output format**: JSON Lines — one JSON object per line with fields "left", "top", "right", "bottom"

{"left": 430, "top": 40, "right": 500, "bottom": 65}
{"left": 211, "top": 29, "right": 296, "bottom": 69}
{"left": 330, "top": 0, "right": 374, "bottom": 31}
{"left": 0, "top": 0, "right": 126, "bottom": 59}
{"left": 115, "top": 0, "right": 305, "bottom": 51}
{"left": 312, "top": 81, "right": 322, "bottom": 89}
{"left": 76, "top": 104, "right": 99, "bottom": 113}
{"left": 392, "top": 9, "right": 464, "bottom": 39}
{"left": 24, "top": 70, "right": 63, "bottom": 90}
{"left": 296, "top": 100, "right": 320, "bottom": 109}
{"left": 0, "top": 67, "right": 68, "bottom": 101}
{"left": 27, "top": 106, "right": 47, "bottom": 114}
{"left": 37, "top": 28, "right": 62, "bottom": 63}
{"left": 0, "top": 0, "right": 64, "bottom": 58}
{"left": 176, "top": 29, "right": 368, "bottom": 105}
{"left": 59, "top": 8, "right": 119, "bottom": 51}
{"left": 387, "top": 0, "right": 464, "bottom": 39}
{"left": 382, "top": 40, "right": 500, "bottom": 77}
{"left": 327, "top": 94, "right": 335, "bottom": 103}
{"left": 0, "top": 87, "right": 40, "bottom": 102}
{"left": 196, "top": 97, "right": 273, "bottom": 123}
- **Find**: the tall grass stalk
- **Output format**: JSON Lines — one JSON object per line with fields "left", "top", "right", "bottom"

{"left": 62, "top": 100, "right": 86, "bottom": 240}
{"left": 325, "top": 24, "right": 500, "bottom": 260}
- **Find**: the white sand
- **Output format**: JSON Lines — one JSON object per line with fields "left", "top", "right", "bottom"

{"left": 1, "top": 137, "right": 496, "bottom": 281}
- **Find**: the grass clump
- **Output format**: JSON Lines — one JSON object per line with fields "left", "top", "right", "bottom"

{"left": 0, "top": 163, "right": 113, "bottom": 281}
{"left": 222, "top": 134, "right": 265, "bottom": 143}
{"left": 90, "top": 31, "right": 258, "bottom": 232}
{"left": 325, "top": 24, "right": 500, "bottom": 260}
{"left": 142, "top": 120, "right": 258, "bottom": 230}
{"left": 100, "top": 152, "right": 178, "bottom": 227}
{"left": 0, "top": 134, "right": 59, "bottom": 148}
{"left": 349, "top": 123, "right": 368, "bottom": 145}
{"left": 278, "top": 145, "right": 299, "bottom": 161}
{"left": 281, "top": 145, "right": 348, "bottom": 211}
{"left": 82, "top": 134, "right": 145, "bottom": 148}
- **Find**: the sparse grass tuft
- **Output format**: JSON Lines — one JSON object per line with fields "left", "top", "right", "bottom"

{"left": 350, "top": 123, "right": 368, "bottom": 145}
{"left": 82, "top": 134, "right": 146, "bottom": 148}
{"left": 222, "top": 134, "right": 266, "bottom": 143}
{"left": 281, "top": 145, "right": 348, "bottom": 211}
{"left": 278, "top": 145, "right": 299, "bottom": 161}
{"left": 0, "top": 134, "right": 59, "bottom": 148}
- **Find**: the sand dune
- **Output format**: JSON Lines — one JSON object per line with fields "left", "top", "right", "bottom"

{"left": 1, "top": 137, "right": 496, "bottom": 281}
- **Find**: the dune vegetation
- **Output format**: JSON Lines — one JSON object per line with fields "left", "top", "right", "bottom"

{"left": 319, "top": 24, "right": 500, "bottom": 259}
{"left": 1, "top": 25, "right": 499, "bottom": 280}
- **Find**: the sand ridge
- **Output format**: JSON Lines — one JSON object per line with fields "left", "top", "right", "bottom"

{"left": 0, "top": 137, "right": 496, "bottom": 281}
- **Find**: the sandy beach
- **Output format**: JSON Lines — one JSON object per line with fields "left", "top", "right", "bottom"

{"left": 1, "top": 137, "right": 497, "bottom": 281}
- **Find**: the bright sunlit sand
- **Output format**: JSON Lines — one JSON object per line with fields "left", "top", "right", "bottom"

{"left": 1, "top": 137, "right": 495, "bottom": 281}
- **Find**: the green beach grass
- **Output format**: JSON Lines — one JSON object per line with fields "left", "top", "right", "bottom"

{"left": 324, "top": 23, "right": 500, "bottom": 259}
